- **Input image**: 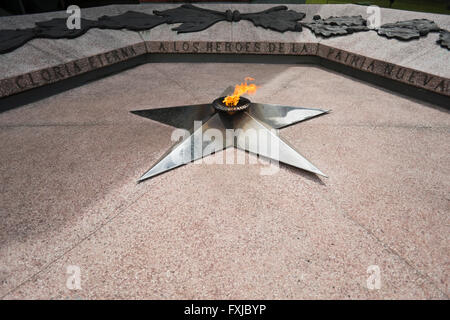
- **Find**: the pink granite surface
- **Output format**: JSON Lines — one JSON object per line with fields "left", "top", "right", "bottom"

{"left": 0, "top": 63, "right": 448, "bottom": 299}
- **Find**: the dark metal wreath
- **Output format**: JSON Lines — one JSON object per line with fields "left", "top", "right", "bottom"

{"left": 0, "top": 4, "right": 448, "bottom": 54}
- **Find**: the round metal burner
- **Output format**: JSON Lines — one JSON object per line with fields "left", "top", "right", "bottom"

{"left": 212, "top": 96, "right": 251, "bottom": 113}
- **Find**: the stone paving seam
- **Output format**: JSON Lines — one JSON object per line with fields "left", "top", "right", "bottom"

{"left": 0, "top": 182, "right": 155, "bottom": 299}
{"left": 322, "top": 185, "right": 449, "bottom": 298}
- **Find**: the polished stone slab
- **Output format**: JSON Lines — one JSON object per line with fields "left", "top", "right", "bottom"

{"left": 0, "top": 63, "right": 448, "bottom": 299}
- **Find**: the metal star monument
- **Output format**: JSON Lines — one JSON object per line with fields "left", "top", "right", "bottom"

{"left": 131, "top": 86, "right": 329, "bottom": 182}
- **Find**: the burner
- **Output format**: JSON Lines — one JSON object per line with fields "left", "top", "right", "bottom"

{"left": 212, "top": 96, "right": 251, "bottom": 113}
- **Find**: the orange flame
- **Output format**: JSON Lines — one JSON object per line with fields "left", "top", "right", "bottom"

{"left": 223, "top": 77, "right": 259, "bottom": 107}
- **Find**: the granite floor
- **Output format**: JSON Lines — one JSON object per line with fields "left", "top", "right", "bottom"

{"left": 0, "top": 62, "right": 448, "bottom": 299}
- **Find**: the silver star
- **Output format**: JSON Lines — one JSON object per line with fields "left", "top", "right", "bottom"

{"left": 132, "top": 87, "right": 329, "bottom": 182}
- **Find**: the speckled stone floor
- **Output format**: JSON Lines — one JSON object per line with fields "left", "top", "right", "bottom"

{"left": 0, "top": 62, "right": 448, "bottom": 299}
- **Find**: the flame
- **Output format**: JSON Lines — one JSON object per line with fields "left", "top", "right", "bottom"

{"left": 223, "top": 77, "right": 259, "bottom": 107}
